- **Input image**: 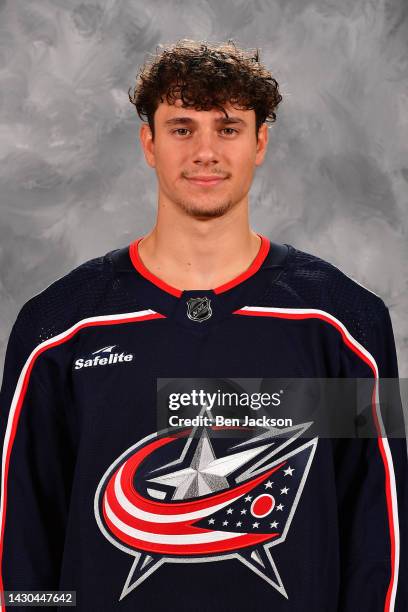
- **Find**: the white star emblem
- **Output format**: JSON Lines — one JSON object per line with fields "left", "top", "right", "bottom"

{"left": 283, "top": 466, "right": 294, "bottom": 476}
{"left": 227, "top": 508, "right": 233, "bottom": 514}
{"left": 245, "top": 495, "right": 252, "bottom": 502}
{"left": 265, "top": 480, "right": 273, "bottom": 489}
{"left": 252, "top": 522, "right": 260, "bottom": 528}
{"left": 222, "top": 520, "right": 228, "bottom": 526}
{"left": 241, "top": 509, "right": 247, "bottom": 515}
{"left": 208, "top": 518, "right": 215, "bottom": 524}
{"left": 270, "top": 521, "right": 279, "bottom": 528}
{"left": 236, "top": 521, "right": 242, "bottom": 527}
{"left": 276, "top": 504, "right": 284, "bottom": 511}
{"left": 280, "top": 487, "right": 289, "bottom": 494}
{"left": 147, "top": 429, "right": 271, "bottom": 500}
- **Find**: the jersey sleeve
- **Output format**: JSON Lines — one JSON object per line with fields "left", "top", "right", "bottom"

{"left": 335, "top": 302, "right": 407, "bottom": 611}
{"left": 0, "top": 309, "right": 74, "bottom": 610}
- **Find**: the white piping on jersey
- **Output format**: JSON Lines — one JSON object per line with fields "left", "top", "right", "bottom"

{"left": 0, "top": 309, "right": 163, "bottom": 612}
{"left": 234, "top": 305, "right": 399, "bottom": 612}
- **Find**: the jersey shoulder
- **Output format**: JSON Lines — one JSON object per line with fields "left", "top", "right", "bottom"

{"left": 262, "top": 243, "right": 388, "bottom": 346}
{"left": 11, "top": 246, "right": 127, "bottom": 353}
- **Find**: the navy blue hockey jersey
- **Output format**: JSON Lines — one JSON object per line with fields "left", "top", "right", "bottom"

{"left": 0, "top": 234, "right": 406, "bottom": 611}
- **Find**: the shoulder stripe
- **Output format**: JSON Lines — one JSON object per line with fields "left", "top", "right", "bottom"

{"left": 233, "top": 305, "right": 399, "bottom": 612}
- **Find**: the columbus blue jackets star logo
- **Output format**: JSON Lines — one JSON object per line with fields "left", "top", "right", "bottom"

{"left": 94, "top": 413, "right": 317, "bottom": 601}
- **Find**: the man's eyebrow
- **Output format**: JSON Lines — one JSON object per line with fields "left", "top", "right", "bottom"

{"left": 163, "top": 116, "right": 247, "bottom": 126}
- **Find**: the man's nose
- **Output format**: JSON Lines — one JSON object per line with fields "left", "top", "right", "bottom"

{"left": 192, "top": 130, "right": 220, "bottom": 164}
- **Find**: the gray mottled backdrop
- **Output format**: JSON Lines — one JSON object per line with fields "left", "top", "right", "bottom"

{"left": 0, "top": 0, "right": 407, "bottom": 376}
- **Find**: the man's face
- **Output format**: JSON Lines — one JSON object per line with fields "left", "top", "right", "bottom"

{"left": 140, "top": 98, "right": 268, "bottom": 219}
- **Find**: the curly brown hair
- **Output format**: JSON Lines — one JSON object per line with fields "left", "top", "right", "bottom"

{"left": 128, "top": 38, "right": 283, "bottom": 140}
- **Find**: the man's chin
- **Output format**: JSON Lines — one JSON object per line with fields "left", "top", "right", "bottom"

{"left": 176, "top": 199, "right": 236, "bottom": 219}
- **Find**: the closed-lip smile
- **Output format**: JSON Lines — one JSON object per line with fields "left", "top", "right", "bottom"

{"left": 186, "top": 175, "right": 227, "bottom": 186}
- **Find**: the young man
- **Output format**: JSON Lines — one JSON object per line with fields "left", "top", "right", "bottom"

{"left": 0, "top": 39, "right": 406, "bottom": 611}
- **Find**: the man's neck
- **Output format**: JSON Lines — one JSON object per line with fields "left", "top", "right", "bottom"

{"left": 136, "top": 225, "right": 262, "bottom": 291}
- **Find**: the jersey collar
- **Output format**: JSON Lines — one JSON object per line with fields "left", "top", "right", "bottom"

{"left": 128, "top": 233, "right": 271, "bottom": 297}
{"left": 110, "top": 235, "right": 292, "bottom": 335}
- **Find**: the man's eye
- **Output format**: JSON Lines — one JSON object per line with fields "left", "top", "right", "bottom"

{"left": 172, "top": 128, "right": 190, "bottom": 136}
{"left": 221, "top": 128, "right": 238, "bottom": 135}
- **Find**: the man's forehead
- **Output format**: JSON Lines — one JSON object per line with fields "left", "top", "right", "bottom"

{"left": 156, "top": 98, "right": 253, "bottom": 122}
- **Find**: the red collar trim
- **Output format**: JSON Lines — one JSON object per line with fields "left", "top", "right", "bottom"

{"left": 129, "top": 233, "right": 270, "bottom": 297}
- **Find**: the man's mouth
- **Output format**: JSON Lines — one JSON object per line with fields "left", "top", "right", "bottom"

{"left": 185, "top": 175, "right": 227, "bottom": 187}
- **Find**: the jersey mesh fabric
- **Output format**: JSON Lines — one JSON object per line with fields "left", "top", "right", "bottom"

{"left": 258, "top": 246, "right": 385, "bottom": 351}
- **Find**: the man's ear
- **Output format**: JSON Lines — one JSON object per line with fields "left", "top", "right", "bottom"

{"left": 255, "top": 123, "right": 269, "bottom": 167}
{"left": 139, "top": 123, "right": 156, "bottom": 168}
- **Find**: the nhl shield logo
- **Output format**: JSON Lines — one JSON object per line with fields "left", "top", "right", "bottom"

{"left": 186, "top": 296, "right": 212, "bottom": 322}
